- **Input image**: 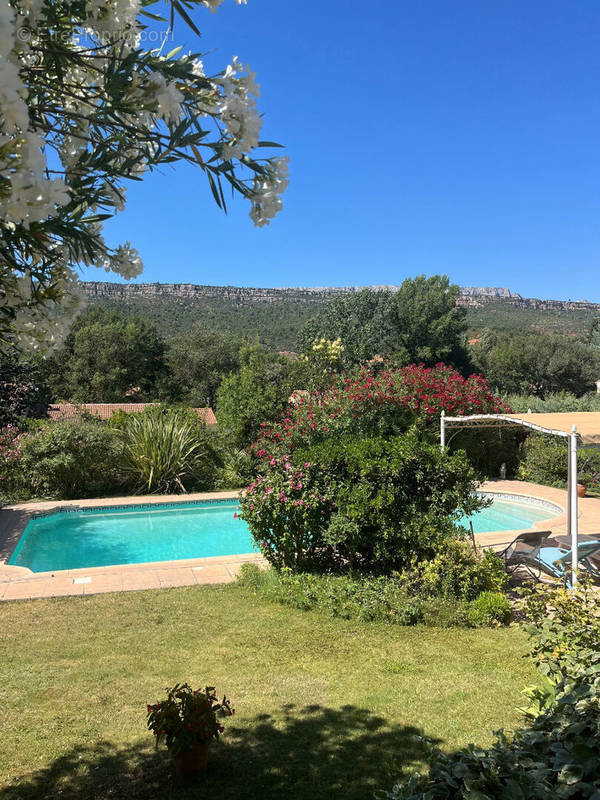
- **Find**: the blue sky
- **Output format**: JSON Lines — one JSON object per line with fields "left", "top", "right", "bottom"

{"left": 81, "top": 0, "right": 600, "bottom": 301}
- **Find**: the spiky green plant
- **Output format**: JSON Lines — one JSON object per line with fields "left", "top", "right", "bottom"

{"left": 118, "top": 409, "right": 213, "bottom": 494}
{"left": 217, "top": 447, "right": 254, "bottom": 489}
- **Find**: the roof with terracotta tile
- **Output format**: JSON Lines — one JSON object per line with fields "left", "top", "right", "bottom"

{"left": 48, "top": 403, "right": 217, "bottom": 425}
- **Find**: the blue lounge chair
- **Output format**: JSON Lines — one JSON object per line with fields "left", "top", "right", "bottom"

{"left": 520, "top": 539, "right": 600, "bottom": 585}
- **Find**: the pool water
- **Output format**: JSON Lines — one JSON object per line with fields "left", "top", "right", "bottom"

{"left": 459, "top": 497, "right": 556, "bottom": 534}
{"left": 9, "top": 501, "right": 255, "bottom": 573}
{"left": 9, "top": 496, "right": 557, "bottom": 574}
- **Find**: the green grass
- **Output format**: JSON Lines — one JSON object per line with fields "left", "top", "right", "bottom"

{"left": 0, "top": 584, "right": 538, "bottom": 800}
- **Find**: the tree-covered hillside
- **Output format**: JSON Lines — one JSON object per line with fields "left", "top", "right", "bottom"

{"left": 88, "top": 293, "right": 324, "bottom": 351}
{"left": 82, "top": 282, "right": 600, "bottom": 351}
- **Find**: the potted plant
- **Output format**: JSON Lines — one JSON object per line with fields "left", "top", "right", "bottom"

{"left": 146, "top": 683, "right": 234, "bottom": 777}
{"left": 578, "top": 456, "right": 600, "bottom": 498}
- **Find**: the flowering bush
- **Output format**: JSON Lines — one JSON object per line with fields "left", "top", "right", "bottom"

{"left": 1, "top": 0, "right": 286, "bottom": 352}
{"left": 146, "top": 683, "right": 233, "bottom": 755}
{"left": 240, "top": 432, "right": 483, "bottom": 573}
{"left": 241, "top": 364, "right": 509, "bottom": 572}
{"left": 19, "top": 419, "right": 122, "bottom": 499}
{"left": 0, "top": 423, "right": 27, "bottom": 499}
{"left": 300, "top": 337, "right": 345, "bottom": 393}
{"left": 251, "top": 363, "right": 510, "bottom": 460}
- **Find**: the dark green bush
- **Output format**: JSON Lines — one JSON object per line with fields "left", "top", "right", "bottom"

{"left": 517, "top": 432, "right": 600, "bottom": 489}
{"left": 505, "top": 391, "right": 600, "bottom": 413}
{"left": 399, "top": 539, "right": 508, "bottom": 601}
{"left": 215, "top": 444, "right": 254, "bottom": 490}
{"left": 236, "top": 564, "right": 508, "bottom": 629}
{"left": 241, "top": 431, "right": 484, "bottom": 574}
{"left": 19, "top": 420, "right": 123, "bottom": 500}
{"left": 467, "top": 591, "right": 513, "bottom": 627}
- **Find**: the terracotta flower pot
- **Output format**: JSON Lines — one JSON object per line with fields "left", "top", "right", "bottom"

{"left": 577, "top": 483, "right": 587, "bottom": 498}
{"left": 173, "top": 742, "right": 210, "bottom": 778}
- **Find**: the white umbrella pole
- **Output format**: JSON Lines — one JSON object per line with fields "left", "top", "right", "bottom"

{"left": 569, "top": 426, "right": 579, "bottom": 587}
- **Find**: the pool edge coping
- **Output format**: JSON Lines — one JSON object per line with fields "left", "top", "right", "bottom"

{"left": 0, "top": 490, "right": 270, "bottom": 601}
{"left": 475, "top": 489, "right": 564, "bottom": 534}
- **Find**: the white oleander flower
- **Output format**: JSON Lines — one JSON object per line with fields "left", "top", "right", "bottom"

{"left": 201, "top": 0, "right": 247, "bottom": 11}
{"left": 85, "top": 0, "right": 141, "bottom": 43}
{"left": 0, "top": 58, "right": 28, "bottom": 132}
{"left": 192, "top": 58, "right": 205, "bottom": 77}
{"left": 216, "top": 56, "right": 261, "bottom": 158}
{"left": 105, "top": 241, "right": 144, "bottom": 278}
{"left": 249, "top": 155, "right": 289, "bottom": 227}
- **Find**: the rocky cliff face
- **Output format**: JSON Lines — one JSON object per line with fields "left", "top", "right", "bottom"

{"left": 80, "top": 281, "right": 600, "bottom": 313}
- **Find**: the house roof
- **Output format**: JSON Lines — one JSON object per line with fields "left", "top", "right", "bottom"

{"left": 48, "top": 403, "right": 217, "bottom": 425}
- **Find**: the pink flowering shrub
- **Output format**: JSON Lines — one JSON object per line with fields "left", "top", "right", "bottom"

{"left": 241, "top": 456, "right": 334, "bottom": 570}
{"left": 240, "top": 364, "right": 508, "bottom": 572}
{"left": 0, "top": 425, "right": 27, "bottom": 499}
{"left": 240, "top": 432, "right": 483, "bottom": 573}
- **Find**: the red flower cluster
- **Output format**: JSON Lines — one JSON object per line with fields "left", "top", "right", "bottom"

{"left": 250, "top": 364, "right": 510, "bottom": 460}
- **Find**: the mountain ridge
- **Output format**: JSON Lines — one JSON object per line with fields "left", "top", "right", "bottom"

{"left": 81, "top": 281, "right": 600, "bottom": 313}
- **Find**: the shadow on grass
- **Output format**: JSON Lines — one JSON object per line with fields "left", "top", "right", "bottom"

{"left": 1, "top": 704, "right": 435, "bottom": 800}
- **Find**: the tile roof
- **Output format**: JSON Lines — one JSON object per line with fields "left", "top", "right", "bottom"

{"left": 48, "top": 403, "right": 217, "bottom": 425}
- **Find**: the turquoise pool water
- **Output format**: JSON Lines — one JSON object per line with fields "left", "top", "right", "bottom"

{"left": 9, "top": 495, "right": 557, "bottom": 574}
{"left": 460, "top": 497, "right": 556, "bottom": 534}
{"left": 9, "top": 501, "right": 255, "bottom": 573}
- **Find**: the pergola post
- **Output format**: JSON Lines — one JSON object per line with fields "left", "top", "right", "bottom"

{"left": 440, "top": 410, "right": 446, "bottom": 451}
{"left": 568, "top": 425, "right": 579, "bottom": 587}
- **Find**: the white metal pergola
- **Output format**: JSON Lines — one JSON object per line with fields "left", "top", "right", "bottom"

{"left": 439, "top": 411, "right": 600, "bottom": 587}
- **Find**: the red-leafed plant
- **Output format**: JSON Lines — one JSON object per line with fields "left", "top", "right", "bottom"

{"left": 146, "top": 684, "right": 234, "bottom": 755}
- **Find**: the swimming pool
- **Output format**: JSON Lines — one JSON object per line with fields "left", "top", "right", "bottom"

{"left": 459, "top": 496, "right": 558, "bottom": 534}
{"left": 9, "top": 494, "right": 559, "bottom": 574}
{"left": 9, "top": 500, "right": 255, "bottom": 573}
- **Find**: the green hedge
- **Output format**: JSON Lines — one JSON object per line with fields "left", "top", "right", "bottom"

{"left": 19, "top": 419, "right": 123, "bottom": 500}
{"left": 517, "top": 432, "right": 600, "bottom": 489}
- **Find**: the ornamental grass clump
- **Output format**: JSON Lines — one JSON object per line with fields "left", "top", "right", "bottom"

{"left": 118, "top": 408, "right": 215, "bottom": 494}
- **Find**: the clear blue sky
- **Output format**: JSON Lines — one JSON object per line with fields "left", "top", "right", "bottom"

{"left": 81, "top": 0, "right": 600, "bottom": 301}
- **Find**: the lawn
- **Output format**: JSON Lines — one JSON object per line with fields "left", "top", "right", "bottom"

{"left": 0, "top": 583, "right": 538, "bottom": 800}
